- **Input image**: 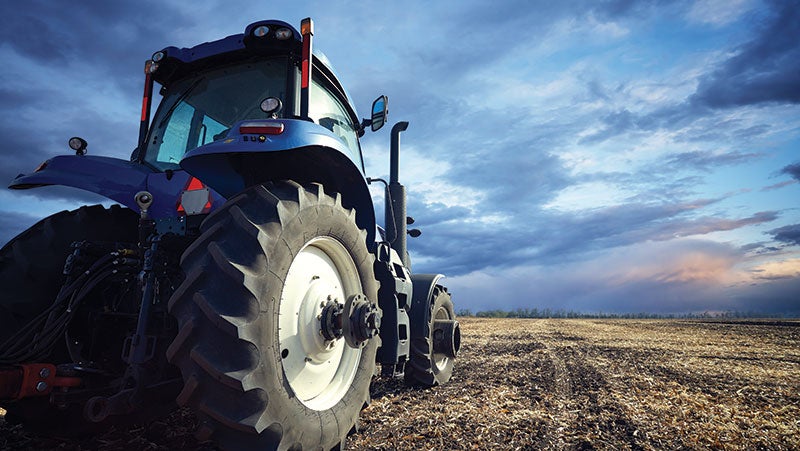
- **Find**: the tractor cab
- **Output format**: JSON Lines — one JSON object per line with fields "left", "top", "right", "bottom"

{"left": 142, "top": 58, "right": 290, "bottom": 170}
{"left": 139, "top": 20, "right": 370, "bottom": 175}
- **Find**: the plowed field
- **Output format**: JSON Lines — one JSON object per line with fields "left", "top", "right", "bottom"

{"left": 2, "top": 318, "right": 799, "bottom": 450}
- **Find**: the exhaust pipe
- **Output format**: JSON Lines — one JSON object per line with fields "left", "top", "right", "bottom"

{"left": 387, "top": 121, "right": 409, "bottom": 267}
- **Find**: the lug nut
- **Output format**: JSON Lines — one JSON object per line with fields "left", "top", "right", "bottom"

{"left": 36, "top": 381, "right": 48, "bottom": 392}
{"left": 39, "top": 367, "right": 51, "bottom": 378}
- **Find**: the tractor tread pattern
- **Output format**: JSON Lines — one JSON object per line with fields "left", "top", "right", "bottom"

{"left": 167, "top": 181, "right": 375, "bottom": 451}
{"left": 0, "top": 204, "right": 138, "bottom": 345}
{"left": 404, "top": 285, "right": 455, "bottom": 387}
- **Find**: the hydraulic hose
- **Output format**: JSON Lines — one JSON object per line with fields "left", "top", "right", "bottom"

{"left": 0, "top": 253, "right": 138, "bottom": 364}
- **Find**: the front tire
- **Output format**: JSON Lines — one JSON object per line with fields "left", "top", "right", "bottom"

{"left": 405, "top": 285, "right": 459, "bottom": 387}
{"left": 167, "top": 181, "right": 378, "bottom": 450}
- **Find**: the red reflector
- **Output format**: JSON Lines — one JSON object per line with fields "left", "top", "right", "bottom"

{"left": 186, "top": 177, "right": 204, "bottom": 191}
{"left": 301, "top": 60, "right": 310, "bottom": 89}
{"left": 141, "top": 96, "right": 149, "bottom": 122}
{"left": 177, "top": 176, "right": 213, "bottom": 215}
{"left": 239, "top": 121, "right": 284, "bottom": 135}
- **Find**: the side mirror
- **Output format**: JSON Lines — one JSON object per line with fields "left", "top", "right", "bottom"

{"left": 370, "top": 95, "right": 388, "bottom": 132}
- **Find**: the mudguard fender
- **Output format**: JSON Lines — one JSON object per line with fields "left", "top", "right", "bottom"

{"left": 10, "top": 155, "right": 150, "bottom": 210}
{"left": 9, "top": 155, "right": 224, "bottom": 218}
{"left": 180, "top": 119, "right": 377, "bottom": 244}
{"left": 410, "top": 274, "right": 446, "bottom": 311}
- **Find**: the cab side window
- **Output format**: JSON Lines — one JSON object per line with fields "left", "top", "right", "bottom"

{"left": 309, "top": 78, "right": 360, "bottom": 162}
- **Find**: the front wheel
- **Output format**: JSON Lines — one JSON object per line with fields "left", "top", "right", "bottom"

{"left": 405, "top": 285, "right": 460, "bottom": 387}
{"left": 167, "top": 181, "right": 379, "bottom": 450}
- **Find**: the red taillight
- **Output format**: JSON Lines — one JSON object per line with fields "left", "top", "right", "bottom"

{"left": 239, "top": 121, "right": 285, "bottom": 135}
{"left": 177, "top": 177, "right": 213, "bottom": 215}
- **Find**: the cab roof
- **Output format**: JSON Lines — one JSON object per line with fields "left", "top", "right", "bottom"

{"left": 150, "top": 20, "right": 358, "bottom": 118}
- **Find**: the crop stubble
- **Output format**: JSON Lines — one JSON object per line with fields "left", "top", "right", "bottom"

{"left": 1, "top": 318, "right": 798, "bottom": 450}
{"left": 351, "top": 318, "right": 800, "bottom": 450}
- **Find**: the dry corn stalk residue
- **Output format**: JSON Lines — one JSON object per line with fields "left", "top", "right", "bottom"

{"left": 1, "top": 318, "right": 798, "bottom": 450}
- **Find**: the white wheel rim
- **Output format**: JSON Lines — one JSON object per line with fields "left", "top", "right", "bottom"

{"left": 433, "top": 307, "right": 450, "bottom": 371}
{"left": 278, "top": 236, "right": 362, "bottom": 411}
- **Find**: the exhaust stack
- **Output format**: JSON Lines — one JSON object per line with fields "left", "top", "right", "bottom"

{"left": 387, "top": 121, "right": 409, "bottom": 267}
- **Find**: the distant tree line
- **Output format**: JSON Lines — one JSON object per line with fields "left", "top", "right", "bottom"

{"left": 455, "top": 308, "right": 796, "bottom": 319}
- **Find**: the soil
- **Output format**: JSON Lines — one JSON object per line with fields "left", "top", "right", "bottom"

{"left": 2, "top": 318, "right": 799, "bottom": 450}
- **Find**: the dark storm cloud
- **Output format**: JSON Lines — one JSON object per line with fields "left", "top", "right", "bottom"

{"left": 573, "top": 1, "right": 798, "bottom": 146}
{"left": 781, "top": 162, "right": 800, "bottom": 181}
{"left": 411, "top": 189, "right": 778, "bottom": 276}
{"left": 768, "top": 223, "right": 800, "bottom": 246}
{"left": 450, "top": 237, "right": 800, "bottom": 315}
{"left": 0, "top": 1, "right": 182, "bottom": 81}
{"left": 589, "top": 275, "right": 800, "bottom": 315}
{"left": 690, "top": 0, "right": 800, "bottom": 108}
{"left": 0, "top": 97, "right": 137, "bottom": 204}
{"left": 0, "top": 1, "right": 193, "bottom": 205}
{"left": 730, "top": 277, "right": 800, "bottom": 314}
{"left": 0, "top": 210, "right": 43, "bottom": 248}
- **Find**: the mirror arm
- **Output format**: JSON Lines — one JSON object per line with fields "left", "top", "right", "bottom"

{"left": 357, "top": 118, "right": 372, "bottom": 137}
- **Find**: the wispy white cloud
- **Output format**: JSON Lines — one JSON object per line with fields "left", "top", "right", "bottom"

{"left": 686, "top": 0, "right": 757, "bottom": 27}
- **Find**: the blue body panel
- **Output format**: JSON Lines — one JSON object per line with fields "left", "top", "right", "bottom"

{"left": 9, "top": 156, "right": 224, "bottom": 218}
{"left": 181, "top": 119, "right": 358, "bottom": 197}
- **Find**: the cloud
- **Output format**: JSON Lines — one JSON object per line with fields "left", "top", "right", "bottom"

{"left": 686, "top": 0, "right": 755, "bottom": 27}
{"left": 768, "top": 224, "right": 800, "bottom": 246}
{"left": 410, "top": 190, "right": 777, "bottom": 277}
{"left": 730, "top": 276, "right": 800, "bottom": 314}
{"left": 448, "top": 238, "right": 800, "bottom": 315}
{"left": 447, "top": 239, "right": 742, "bottom": 313}
{"left": 0, "top": 210, "right": 44, "bottom": 247}
{"left": 0, "top": 1, "right": 188, "bottom": 204}
{"left": 2, "top": 1, "right": 798, "bottom": 317}
{"left": 760, "top": 180, "right": 798, "bottom": 191}
{"left": 664, "top": 150, "right": 762, "bottom": 172}
{"left": 0, "top": 1, "right": 182, "bottom": 81}
{"left": 690, "top": 0, "right": 800, "bottom": 108}
{"left": 781, "top": 162, "right": 800, "bottom": 181}
{"left": 570, "top": 1, "right": 798, "bottom": 147}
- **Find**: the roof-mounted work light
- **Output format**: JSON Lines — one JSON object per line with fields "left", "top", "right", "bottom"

{"left": 253, "top": 25, "right": 270, "bottom": 38}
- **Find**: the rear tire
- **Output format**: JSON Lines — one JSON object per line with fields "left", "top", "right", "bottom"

{"left": 0, "top": 204, "right": 138, "bottom": 350}
{"left": 167, "top": 181, "right": 378, "bottom": 450}
{"left": 405, "top": 285, "right": 458, "bottom": 387}
{"left": 0, "top": 204, "right": 138, "bottom": 435}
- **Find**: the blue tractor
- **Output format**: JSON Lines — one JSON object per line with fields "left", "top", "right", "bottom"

{"left": 0, "top": 18, "right": 460, "bottom": 450}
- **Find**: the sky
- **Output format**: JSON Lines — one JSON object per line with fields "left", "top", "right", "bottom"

{"left": 1, "top": 0, "right": 798, "bottom": 315}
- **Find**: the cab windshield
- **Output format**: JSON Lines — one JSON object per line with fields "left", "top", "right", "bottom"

{"left": 144, "top": 58, "right": 289, "bottom": 170}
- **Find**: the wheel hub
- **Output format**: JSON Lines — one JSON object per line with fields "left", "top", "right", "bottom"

{"left": 432, "top": 319, "right": 461, "bottom": 359}
{"left": 320, "top": 300, "right": 344, "bottom": 341}
{"left": 342, "top": 294, "right": 381, "bottom": 348}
